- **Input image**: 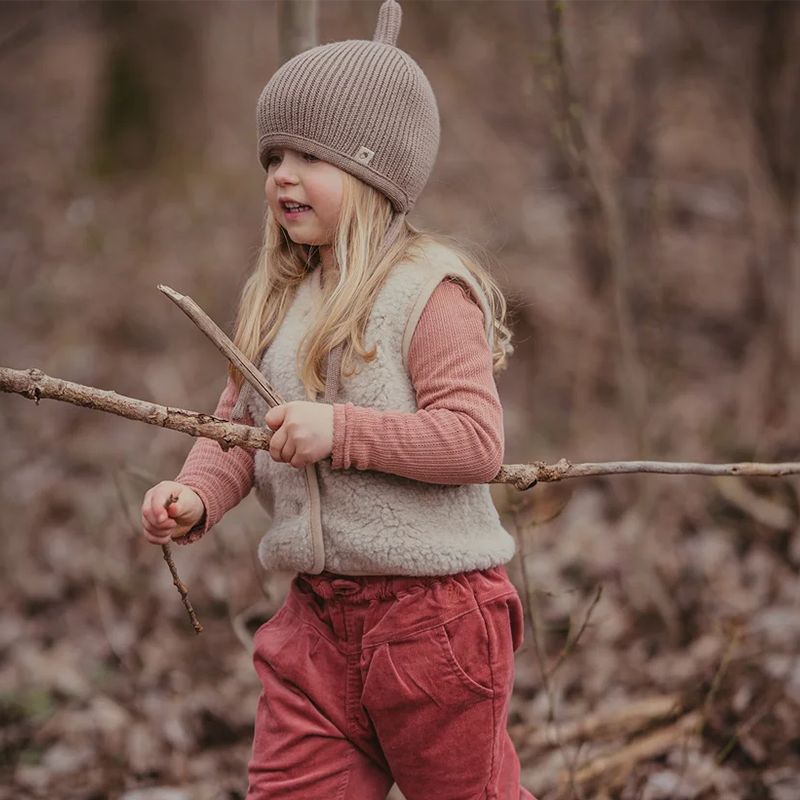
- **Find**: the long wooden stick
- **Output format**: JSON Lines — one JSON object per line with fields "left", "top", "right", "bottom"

{"left": 4, "top": 366, "right": 800, "bottom": 488}
{"left": 494, "top": 457, "right": 800, "bottom": 490}
{"left": 0, "top": 366, "right": 272, "bottom": 452}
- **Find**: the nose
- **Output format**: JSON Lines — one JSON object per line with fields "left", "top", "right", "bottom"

{"left": 273, "top": 160, "right": 298, "bottom": 185}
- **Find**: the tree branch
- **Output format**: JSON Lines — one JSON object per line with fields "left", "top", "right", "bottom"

{"left": 0, "top": 366, "right": 272, "bottom": 452}
{"left": 494, "top": 458, "right": 800, "bottom": 490}
{"left": 4, "top": 366, "right": 800, "bottom": 489}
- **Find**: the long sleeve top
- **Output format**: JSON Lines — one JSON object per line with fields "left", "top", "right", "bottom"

{"left": 173, "top": 279, "right": 503, "bottom": 543}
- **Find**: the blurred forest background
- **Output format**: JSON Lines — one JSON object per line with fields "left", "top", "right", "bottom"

{"left": 2, "top": 1, "right": 800, "bottom": 798}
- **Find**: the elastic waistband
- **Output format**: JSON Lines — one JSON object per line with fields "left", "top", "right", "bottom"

{"left": 296, "top": 566, "right": 508, "bottom": 604}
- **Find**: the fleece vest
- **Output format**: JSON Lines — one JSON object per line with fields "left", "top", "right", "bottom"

{"left": 246, "top": 240, "right": 517, "bottom": 576}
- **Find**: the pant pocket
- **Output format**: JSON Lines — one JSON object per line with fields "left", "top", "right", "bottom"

{"left": 436, "top": 609, "right": 495, "bottom": 699}
{"left": 481, "top": 593, "right": 522, "bottom": 698}
{"left": 363, "top": 638, "right": 496, "bottom": 800}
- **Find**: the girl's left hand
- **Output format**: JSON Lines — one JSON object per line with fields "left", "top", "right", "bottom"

{"left": 265, "top": 401, "right": 334, "bottom": 468}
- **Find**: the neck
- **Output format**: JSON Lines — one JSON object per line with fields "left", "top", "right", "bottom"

{"left": 318, "top": 244, "right": 338, "bottom": 280}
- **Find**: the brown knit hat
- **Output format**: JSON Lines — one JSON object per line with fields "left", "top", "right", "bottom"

{"left": 256, "top": 0, "right": 439, "bottom": 217}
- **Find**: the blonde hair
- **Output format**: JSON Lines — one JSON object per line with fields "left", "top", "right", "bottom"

{"left": 230, "top": 173, "right": 513, "bottom": 397}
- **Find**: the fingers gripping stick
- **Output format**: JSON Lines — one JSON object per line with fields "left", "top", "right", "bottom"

{"left": 162, "top": 493, "right": 203, "bottom": 635}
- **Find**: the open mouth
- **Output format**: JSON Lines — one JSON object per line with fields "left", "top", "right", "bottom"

{"left": 282, "top": 202, "right": 312, "bottom": 217}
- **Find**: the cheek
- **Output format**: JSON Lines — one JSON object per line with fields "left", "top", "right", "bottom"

{"left": 316, "top": 184, "right": 343, "bottom": 217}
{"left": 264, "top": 180, "right": 280, "bottom": 209}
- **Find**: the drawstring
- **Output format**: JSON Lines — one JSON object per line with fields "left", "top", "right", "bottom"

{"left": 322, "top": 344, "right": 343, "bottom": 404}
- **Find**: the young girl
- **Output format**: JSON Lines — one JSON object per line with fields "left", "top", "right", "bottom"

{"left": 141, "top": 2, "right": 535, "bottom": 798}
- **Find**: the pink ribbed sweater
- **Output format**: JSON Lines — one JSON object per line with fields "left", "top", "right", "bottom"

{"left": 174, "top": 280, "right": 503, "bottom": 542}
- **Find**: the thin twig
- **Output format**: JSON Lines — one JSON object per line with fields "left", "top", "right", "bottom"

{"left": 698, "top": 621, "right": 743, "bottom": 737}
{"left": 547, "top": 584, "right": 604, "bottom": 682}
{"left": 161, "top": 494, "right": 203, "bottom": 635}
{"left": 508, "top": 498, "right": 552, "bottom": 703}
{"left": 715, "top": 689, "right": 779, "bottom": 765}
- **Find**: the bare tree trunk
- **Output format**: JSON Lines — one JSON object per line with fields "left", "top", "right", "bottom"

{"left": 278, "top": 0, "right": 318, "bottom": 64}
{"left": 751, "top": 1, "right": 800, "bottom": 432}
{"left": 547, "top": 0, "right": 659, "bottom": 456}
{"left": 92, "top": 0, "right": 205, "bottom": 175}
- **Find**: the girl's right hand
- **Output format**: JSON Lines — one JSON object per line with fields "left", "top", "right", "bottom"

{"left": 141, "top": 481, "right": 205, "bottom": 545}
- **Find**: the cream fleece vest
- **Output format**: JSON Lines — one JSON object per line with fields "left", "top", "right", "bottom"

{"left": 246, "top": 240, "right": 516, "bottom": 576}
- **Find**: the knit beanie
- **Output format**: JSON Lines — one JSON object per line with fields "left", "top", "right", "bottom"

{"left": 256, "top": 0, "right": 439, "bottom": 222}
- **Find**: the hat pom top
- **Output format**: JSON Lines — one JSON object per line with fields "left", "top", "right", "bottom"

{"left": 373, "top": 0, "right": 402, "bottom": 46}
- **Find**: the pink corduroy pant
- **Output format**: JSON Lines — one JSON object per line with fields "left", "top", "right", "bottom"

{"left": 246, "top": 565, "right": 536, "bottom": 800}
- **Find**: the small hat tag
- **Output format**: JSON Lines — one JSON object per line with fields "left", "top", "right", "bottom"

{"left": 355, "top": 146, "right": 375, "bottom": 165}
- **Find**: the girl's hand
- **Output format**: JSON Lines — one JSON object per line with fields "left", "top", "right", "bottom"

{"left": 141, "top": 481, "right": 205, "bottom": 545}
{"left": 265, "top": 401, "right": 334, "bottom": 468}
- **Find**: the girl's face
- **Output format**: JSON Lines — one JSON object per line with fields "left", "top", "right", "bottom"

{"left": 264, "top": 148, "right": 344, "bottom": 248}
